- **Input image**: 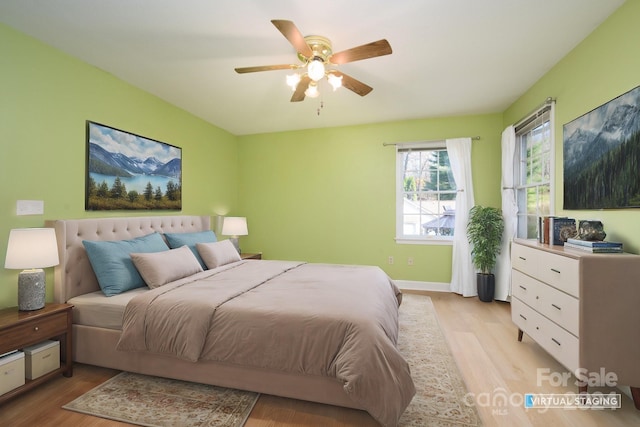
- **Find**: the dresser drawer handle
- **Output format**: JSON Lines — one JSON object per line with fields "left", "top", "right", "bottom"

{"left": 519, "top": 314, "right": 527, "bottom": 320}
{"left": 34, "top": 326, "right": 39, "bottom": 331}
{"left": 550, "top": 268, "right": 561, "bottom": 274}
{"left": 519, "top": 285, "right": 527, "bottom": 291}
{"left": 552, "top": 338, "right": 561, "bottom": 346}
{"left": 551, "top": 303, "right": 561, "bottom": 311}
{"left": 519, "top": 256, "right": 526, "bottom": 261}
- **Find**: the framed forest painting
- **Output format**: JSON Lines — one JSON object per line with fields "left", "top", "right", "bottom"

{"left": 563, "top": 85, "right": 640, "bottom": 209}
{"left": 86, "top": 121, "right": 182, "bottom": 210}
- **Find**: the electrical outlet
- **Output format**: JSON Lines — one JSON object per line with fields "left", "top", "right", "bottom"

{"left": 408, "top": 257, "right": 414, "bottom": 266}
{"left": 388, "top": 256, "right": 394, "bottom": 265}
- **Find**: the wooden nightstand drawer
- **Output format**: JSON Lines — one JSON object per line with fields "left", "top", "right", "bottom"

{"left": 2, "top": 312, "right": 67, "bottom": 352}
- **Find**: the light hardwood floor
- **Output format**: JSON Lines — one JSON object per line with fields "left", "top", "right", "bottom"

{"left": 1, "top": 291, "right": 639, "bottom": 426}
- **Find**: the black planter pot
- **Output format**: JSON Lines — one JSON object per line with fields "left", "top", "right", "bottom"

{"left": 477, "top": 273, "right": 495, "bottom": 302}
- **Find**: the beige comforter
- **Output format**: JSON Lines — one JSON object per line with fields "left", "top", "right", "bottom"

{"left": 117, "top": 260, "right": 415, "bottom": 427}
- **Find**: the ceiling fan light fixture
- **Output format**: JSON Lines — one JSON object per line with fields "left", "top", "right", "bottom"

{"left": 235, "top": 20, "right": 392, "bottom": 104}
{"left": 286, "top": 73, "right": 301, "bottom": 90}
{"left": 305, "top": 82, "right": 319, "bottom": 98}
{"left": 327, "top": 73, "right": 343, "bottom": 91}
{"left": 307, "top": 59, "right": 325, "bottom": 82}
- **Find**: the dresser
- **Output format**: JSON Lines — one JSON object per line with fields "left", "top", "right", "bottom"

{"left": 511, "top": 239, "right": 640, "bottom": 408}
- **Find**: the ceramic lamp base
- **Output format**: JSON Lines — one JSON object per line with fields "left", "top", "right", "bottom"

{"left": 18, "top": 269, "right": 46, "bottom": 311}
{"left": 229, "top": 237, "right": 241, "bottom": 254}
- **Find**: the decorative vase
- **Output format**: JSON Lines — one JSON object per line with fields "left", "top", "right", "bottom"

{"left": 577, "top": 220, "right": 606, "bottom": 241}
{"left": 477, "top": 273, "right": 495, "bottom": 302}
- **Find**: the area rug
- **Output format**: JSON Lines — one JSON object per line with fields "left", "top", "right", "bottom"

{"left": 398, "top": 294, "right": 482, "bottom": 426}
{"left": 62, "top": 372, "right": 258, "bottom": 427}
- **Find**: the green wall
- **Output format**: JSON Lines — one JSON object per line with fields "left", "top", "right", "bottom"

{"left": 0, "top": 24, "right": 239, "bottom": 308}
{"left": 1, "top": 0, "right": 637, "bottom": 308}
{"left": 237, "top": 115, "right": 503, "bottom": 282}
{"left": 503, "top": 0, "right": 640, "bottom": 254}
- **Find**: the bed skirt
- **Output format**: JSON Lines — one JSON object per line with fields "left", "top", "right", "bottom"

{"left": 73, "top": 324, "right": 364, "bottom": 410}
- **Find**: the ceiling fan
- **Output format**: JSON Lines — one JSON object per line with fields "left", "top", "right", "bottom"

{"left": 234, "top": 20, "right": 392, "bottom": 102}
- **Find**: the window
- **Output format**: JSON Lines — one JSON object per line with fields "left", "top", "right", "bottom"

{"left": 396, "top": 142, "right": 457, "bottom": 243}
{"left": 514, "top": 105, "right": 553, "bottom": 239}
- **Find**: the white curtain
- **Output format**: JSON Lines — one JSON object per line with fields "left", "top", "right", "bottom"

{"left": 446, "top": 138, "right": 476, "bottom": 297}
{"left": 494, "top": 126, "right": 517, "bottom": 301}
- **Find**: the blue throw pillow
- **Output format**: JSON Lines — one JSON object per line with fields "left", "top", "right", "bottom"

{"left": 83, "top": 232, "right": 169, "bottom": 296}
{"left": 164, "top": 230, "right": 217, "bottom": 269}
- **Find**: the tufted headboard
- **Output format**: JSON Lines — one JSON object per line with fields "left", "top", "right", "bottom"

{"left": 45, "top": 216, "right": 211, "bottom": 303}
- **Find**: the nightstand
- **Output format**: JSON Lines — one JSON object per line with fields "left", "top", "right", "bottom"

{"left": 0, "top": 303, "right": 73, "bottom": 404}
{"left": 241, "top": 252, "right": 262, "bottom": 260}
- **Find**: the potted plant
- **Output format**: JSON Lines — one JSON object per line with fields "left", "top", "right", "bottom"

{"left": 467, "top": 205, "right": 504, "bottom": 302}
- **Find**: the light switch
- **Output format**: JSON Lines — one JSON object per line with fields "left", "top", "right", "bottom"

{"left": 16, "top": 200, "right": 44, "bottom": 215}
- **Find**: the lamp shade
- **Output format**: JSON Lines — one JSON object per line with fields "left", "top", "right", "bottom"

{"left": 221, "top": 217, "right": 248, "bottom": 236}
{"left": 5, "top": 228, "right": 59, "bottom": 269}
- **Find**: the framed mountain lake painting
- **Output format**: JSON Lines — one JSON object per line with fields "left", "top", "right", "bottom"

{"left": 563, "top": 85, "right": 640, "bottom": 209}
{"left": 86, "top": 121, "right": 182, "bottom": 210}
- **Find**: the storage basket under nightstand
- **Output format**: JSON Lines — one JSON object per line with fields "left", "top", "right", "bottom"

{"left": 0, "top": 351, "right": 25, "bottom": 396}
{"left": 23, "top": 340, "right": 60, "bottom": 380}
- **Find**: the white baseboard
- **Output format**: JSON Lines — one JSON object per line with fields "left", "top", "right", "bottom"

{"left": 395, "top": 280, "right": 450, "bottom": 293}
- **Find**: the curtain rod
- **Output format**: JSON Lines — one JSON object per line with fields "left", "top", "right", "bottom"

{"left": 382, "top": 136, "right": 481, "bottom": 147}
{"left": 513, "top": 96, "right": 556, "bottom": 129}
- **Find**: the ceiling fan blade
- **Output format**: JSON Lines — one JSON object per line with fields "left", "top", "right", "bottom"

{"left": 271, "top": 20, "right": 313, "bottom": 58}
{"left": 330, "top": 39, "right": 392, "bottom": 64}
{"left": 235, "top": 64, "right": 295, "bottom": 73}
{"left": 291, "top": 76, "right": 311, "bottom": 102}
{"left": 332, "top": 71, "right": 373, "bottom": 96}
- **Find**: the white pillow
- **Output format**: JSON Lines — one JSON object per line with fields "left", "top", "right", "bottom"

{"left": 130, "top": 245, "right": 203, "bottom": 289}
{"left": 196, "top": 240, "right": 242, "bottom": 269}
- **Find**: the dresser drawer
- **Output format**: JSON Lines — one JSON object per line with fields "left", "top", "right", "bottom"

{"left": 512, "top": 243, "right": 540, "bottom": 277}
{"left": 512, "top": 269, "right": 579, "bottom": 336}
{"left": 513, "top": 242, "right": 580, "bottom": 297}
{"left": 512, "top": 297, "right": 543, "bottom": 343}
{"left": 538, "top": 250, "right": 580, "bottom": 297}
{"left": 2, "top": 312, "right": 68, "bottom": 351}
{"left": 512, "top": 298, "right": 579, "bottom": 372}
{"left": 538, "top": 316, "right": 579, "bottom": 373}
{"left": 511, "top": 269, "right": 540, "bottom": 309}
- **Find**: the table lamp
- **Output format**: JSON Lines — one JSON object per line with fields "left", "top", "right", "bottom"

{"left": 221, "top": 217, "right": 248, "bottom": 253}
{"left": 4, "top": 228, "right": 59, "bottom": 311}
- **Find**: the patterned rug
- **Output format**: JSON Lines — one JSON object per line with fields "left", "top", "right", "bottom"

{"left": 398, "top": 294, "right": 482, "bottom": 426}
{"left": 62, "top": 372, "right": 258, "bottom": 427}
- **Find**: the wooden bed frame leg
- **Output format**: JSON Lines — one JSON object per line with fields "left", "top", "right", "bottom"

{"left": 631, "top": 386, "right": 640, "bottom": 410}
{"left": 517, "top": 328, "right": 523, "bottom": 342}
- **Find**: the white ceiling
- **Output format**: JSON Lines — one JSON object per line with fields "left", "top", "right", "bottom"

{"left": 0, "top": 0, "right": 625, "bottom": 136}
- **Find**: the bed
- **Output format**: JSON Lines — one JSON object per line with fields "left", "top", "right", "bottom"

{"left": 47, "top": 215, "right": 415, "bottom": 427}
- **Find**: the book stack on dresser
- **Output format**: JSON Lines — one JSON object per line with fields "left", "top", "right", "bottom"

{"left": 564, "top": 238, "right": 622, "bottom": 253}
